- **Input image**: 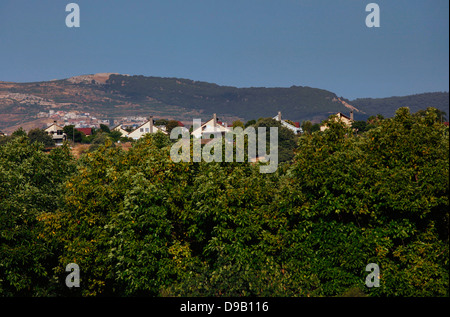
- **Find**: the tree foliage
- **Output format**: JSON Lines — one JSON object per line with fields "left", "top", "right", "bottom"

{"left": 166, "top": 120, "right": 181, "bottom": 134}
{"left": 0, "top": 107, "right": 448, "bottom": 297}
{"left": 0, "top": 137, "right": 76, "bottom": 296}
{"left": 281, "top": 107, "right": 449, "bottom": 296}
{"left": 253, "top": 117, "right": 298, "bottom": 163}
{"left": 63, "top": 125, "right": 84, "bottom": 143}
{"left": 27, "top": 128, "right": 56, "bottom": 148}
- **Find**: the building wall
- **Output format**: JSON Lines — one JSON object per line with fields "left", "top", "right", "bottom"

{"left": 191, "top": 118, "right": 231, "bottom": 138}
{"left": 127, "top": 121, "right": 166, "bottom": 140}
{"left": 320, "top": 113, "right": 353, "bottom": 131}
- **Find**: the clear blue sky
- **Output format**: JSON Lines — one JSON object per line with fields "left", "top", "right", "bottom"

{"left": 0, "top": 0, "right": 448, "bottom": 99}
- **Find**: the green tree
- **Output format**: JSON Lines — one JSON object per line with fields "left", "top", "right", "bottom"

{"left": 28, "top": 128, "right": 56, "bottom": 147}
{"left": 351, "top": 120, "right": 367, "bottom": 133}
{"left": 152, "top": 130, "right": 172, "bottom": 149}
{"left": 244, "top": 119, "right": 256, "bottom": 128}
{"left": 232, "top": 120, "right": 244, "bottom": 129}
{"left": 12, "top": 127, "right": 27, "bottom": 137}
{"left": 38, "top": 134, "right": 195, "bottom": 296}
{"left": 366, "top": 114, "right": 385, "bottom": 130}
{"left": 280, "top": 107, "right": 449, "bottom": 296}
{"left": 154, "top": 119, "right": 169, "bottom": 126}
{"left": 254, "top": 117, "right": 298, "bottom": 163}
{"left": 88, "top": 132, "right": 115, "bottom": 152}
{"left": 106, "top": 136, "right": 194, "bottom": 295}
{"left": 0, "top": 137, "right": 75, "bottom": 296}
{"left": 108, "top": 130, "right": 123, "bottom": 143}
{"left": 311, "top": 123, "right": 321, "bottom": 133}
{"left": 163, "top": 160, "right": 288, "bottom": 296}
{"left": 301, "top": 120, "right": 313, "bottom": 134}
{"left": 414, "top": 107, "right": 447, "bottom": 123}
{"left": 63, "top": 125, "right": 84, "bottom": 143}
{"left": 3, "top": 107, "right": 447, "bottom": 297}
{"left": 166, "top": 120, "right": 180, "bottom": 134}
{"left": 99, "top": 124, "right": 111, "bottom": 134}
{"left": 39, "top": 143, "right": 129, "bottom": 296}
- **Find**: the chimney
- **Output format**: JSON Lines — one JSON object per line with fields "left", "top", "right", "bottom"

{"left": 278, "top": 111, "right": 282, "bottom": 121}
{"left": 350, "top": 110, "right": 354, "bottom": 121}
{"left": 54, "top": 120, "right": 57, "bottom": 125}
{"left": 213, "top": 113, "right": 217, "bottom": 131}
{"left": 149, "top": 115, "right": 153, "bottom": 133}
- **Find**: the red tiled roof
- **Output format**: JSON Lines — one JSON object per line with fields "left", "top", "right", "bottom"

{"left": 76, "top": 128, "right": 92, "bottom": 136}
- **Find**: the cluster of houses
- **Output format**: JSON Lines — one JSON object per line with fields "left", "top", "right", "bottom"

{"left": 4, "top": 110, "right": 448, "bottom": 146}
{"left": 43, "top": 112, "right": 310, "bottom": 145}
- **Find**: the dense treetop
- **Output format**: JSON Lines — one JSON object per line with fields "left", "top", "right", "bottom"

{"left": 0, "top": 107, "right": 448, "bottom": 297}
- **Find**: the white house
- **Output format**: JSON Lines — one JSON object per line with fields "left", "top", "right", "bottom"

{"left": 112, "top": 125, "right": 130, "bottom": 137}
{"left": 127, "top": 116, "right": 168, "bottom": 140}
{"left": 191, "top": 113, "right": 232, "bottom": 139}
{"left": 44, "top": 121, "right": 67, "bottom": 145}
{"left": 320, "top": 111, "right": 354, "bottom": 131}
{"left": 273, "top": 111, "right": 303, "bottom": 134}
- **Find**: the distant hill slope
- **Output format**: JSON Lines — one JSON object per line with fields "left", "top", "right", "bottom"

{"left": 350, "top": 92, "right": 449, "bottom": 119}
{"left": 105, "top": 74, "right": 355, "bottom": 122}
{"left": 0, "top": 73, "right": 448, "bottom": 133}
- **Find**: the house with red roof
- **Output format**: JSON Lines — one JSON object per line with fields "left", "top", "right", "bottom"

{"left": 76, "top": 128, "right": 92, "bottom": 136}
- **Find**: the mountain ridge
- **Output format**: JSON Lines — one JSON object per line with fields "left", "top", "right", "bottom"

{"left": 0, "top": 73, "right": 448, "bottom": 133}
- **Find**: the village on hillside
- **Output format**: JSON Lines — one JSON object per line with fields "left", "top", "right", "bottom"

{"left": 1, "top": 110, "right": 312, "bottom": 144}
{"left": 2, "top": 109, "right": 448, "bottom": 152}
{"left": 0, "top": 110, "right": 364, "bottom": 145}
